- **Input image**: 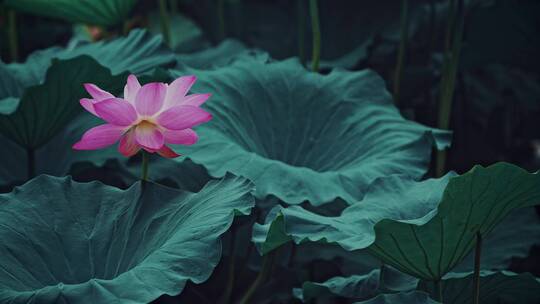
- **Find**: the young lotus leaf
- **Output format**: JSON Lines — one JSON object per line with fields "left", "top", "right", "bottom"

{"left": 293, "top": 266, "right": 418, "bottom": 302}
{"left": 253, "top": 163, "right": 540, "bottom": 280}
{"left": 5, "top": 29, "right": 175, "bottom": 91}
{"left": 4, "top": 0, "right": 137, "bottom": 27}
{"left": 171, "top": 58, "right": 450, "bottom": 206}
{"left": 353, "top": 291, "right": 439, "bottom": 304}
{"left": 0, "top": 56, "right": 127, "bottom": 149}
{"left": 0, "top": 174, "right": 254, "bottom": 303}
{"left": 418, "top": 271, "right": 540, "bottom": 304}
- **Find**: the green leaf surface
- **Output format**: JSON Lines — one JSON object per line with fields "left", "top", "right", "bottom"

{"left": 171, "top": 58, "right": 450, "bottom": 206}
{"left": 353, "top": 291, "right": 439, "bottom": 304}
{"left": 253, "top": 163, "right": 540, "bottom": 280}
{"left": 252, "top": 172, "right": 453, "bottom": 255}
{"left": 5, "top": 29, "right": 175, "bottom": 90}
{"left": 418, "top": 271, "right": 540, "bottom": 304}
{"left": 0, "top": 174, "right": 254, "bottom": 303}
{"left": 0, "top": 56, "right": 127, "bottom": 149}
{"left": 453, "top": 207, "right": 540, "bottom": 272}
{"left": 0, "top": 62, "right": 24, "bottom": 101}
{"left": 293, "top": 266, "right": 418, "bottom": 302}
{"left": 371, "top": 163, "right": 540, "bottom": 280}
{"left": 4, "top": 0, "right": 137, "bottom": 27}
{"left": 0, "top": 97, "right": 19, "bottom": 115}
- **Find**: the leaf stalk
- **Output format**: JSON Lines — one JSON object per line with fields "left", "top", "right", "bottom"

{"left": 239, "top": 250, "right": 276, "bottom": 304}
{"left": 27, "top": 148, "right": 35, "bottom": 180}
{"left": 473, "top": 232, "right": 482, "bottom": 304}
{"left": 436, "top": 0, "right": 465, "bottom": 176}
{"left": 141, "top": 151, "right": 149, "bottom": 181}
{"left": 309, "top": 0, "right": 321, "bottom": 72}
{"left": 7, "top": 10, "right": 19, "bottom": 62}
{"left": 393, "top": 0, "right": 409, "bottom": 105}
{"left": 158, "top": 0, "right": 171, "bottom": 46}
{"left": 297, "top": 0, "right": 306, "bottom": 65}
{"left": 217, "top": 0, "right": 226, "bottom": 41}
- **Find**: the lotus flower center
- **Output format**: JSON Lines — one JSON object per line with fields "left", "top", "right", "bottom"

{"left": 137, "top": 120, "right": 157, "bottom": 130}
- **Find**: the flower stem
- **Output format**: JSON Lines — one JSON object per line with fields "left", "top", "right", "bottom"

{"left": 287, "top": 244, "right": 297, "bottom": 268}
{"left": 239, "top": 251, "right": 276, "bottom": 304}
{"left": 392, "top": 0, "right": 409, "bottom": 105}
{"left": 436, "top": 0, "right": 464, "bottom": 177}
{"left": 473, "top": 232, "right": 482, "bottom": 304}
{"left": 379, "top": 264, "right": 386, "bottom": 288}
{"left": 444, "top": 0, "right": 457, "bottom": 52}
{"left": 27, "top": 148, "right": 35, "bottom": 180}
{"left": 218, "top": 224, "right": 237, "bottom": 304}
{"left": 217, "top": 0, "right": 226, "bottom": 41}
{"left": 158, "top": 0, "right": 171, "bottom": 46}
{"left": 309, "top": 0, "right": 321, "bottom": 72}
{"left": 7, "top": 10, "right": 19, "bottom": 62}
{"left": 122, "top": 20, "right": 131, "bottom": 36}
{"left": 434, "top": 279, "right": 443, "bottom": 302}
{"left": 297, "top": 0, "right": 306, "bottom": 65}
{"left": 141, "top": 151, "right": 149, "bottom": 181}
{"left": 169, "top": 0, "right": 178, "bottom": 14}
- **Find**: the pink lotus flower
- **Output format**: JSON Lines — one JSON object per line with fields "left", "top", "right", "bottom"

{"left": 73, "top": 74, "right": 212, "bottom": 158}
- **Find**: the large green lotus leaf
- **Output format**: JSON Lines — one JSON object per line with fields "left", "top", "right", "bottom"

{"left": 4, "top": 0, "right": 137, "bottom": 27}
{"left": 418, "top": 271, "right": 540, "bottom": 304}
{"left": 253, "top": 163, "right": 540, "bottom": 279}
{"left": 0, "top": 174, "right": 254, "bottom": 303}
{"left": 353, "top": 291, "right": 439, "bottom": 304}
{"left": 176, "top": 39, "right": 269, "bottom": 70}
{"left": 5, "top": 29, "right": 175, "bottom": 90}
{"left": 170, "top": 58, "right": 450, "bottom": 206}
{"left": 0, "top": 56, "right": 127, "bottom": 149}
{"left": 453, "top": 207, "right": 540, "bottom": 272}
{"left": 293, "top": 266, "right": 418, "bottom": 302}
{"left": 370, "top": 163, "right": 540, "bottom": 280}
{"left": 251, "top": 172, "right": 453, "bottom": 255}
